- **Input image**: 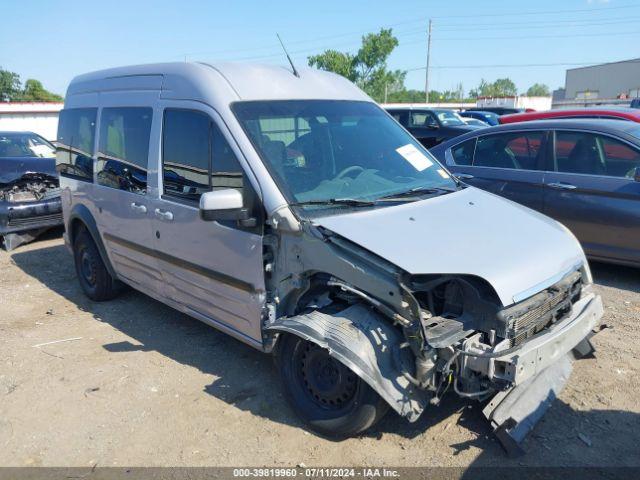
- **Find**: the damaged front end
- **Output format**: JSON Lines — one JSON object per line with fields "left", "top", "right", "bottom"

{"left": 0, "top": 172, "right": 63, "bottom": 250}
{"left": 407, "top": 270, "right": 603, "bottom": 455}
{"left": 265, "top": 222, "right": 603, "bottom": 455}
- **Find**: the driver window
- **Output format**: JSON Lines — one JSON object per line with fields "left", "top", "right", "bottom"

{"left": 162, "top": 108, "right": 246, "bottom": 200}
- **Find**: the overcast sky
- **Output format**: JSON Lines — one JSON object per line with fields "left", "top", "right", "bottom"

{"left": 1, "top": 0, "right": 637, "bottom": 97}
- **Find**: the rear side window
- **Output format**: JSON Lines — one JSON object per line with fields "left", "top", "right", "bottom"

{"left": 473, "top": 132, "right": 544, "bottom": 170}
{"left": 410, "top": 111, "right": 437, "bottom": 127}
{"left": 161, "top": 109, "right": 245, "bottom": 202}
{"left": 450, "top": 138, "right": 476, "bottom": 165}
{"left": 554, "top": 131, "right": 640, "bottom": 178}
{"left": 56, "top": 108, "right": 97, "bottom": 181}
{"left": 387, "top": 111, "right": 408, "bottom": 127}
{"left": 97, "top": 107, "right": 152, "bottom": 195}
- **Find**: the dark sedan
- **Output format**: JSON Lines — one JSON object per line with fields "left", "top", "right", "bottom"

{"left": 385, "top": 107, "right": 482, "bottom": 148}
{"left": 0, "top": 131, "right": 62, "bottom": 250}
{"left": 429, "top": 119, "right": 640, "bottom": 267}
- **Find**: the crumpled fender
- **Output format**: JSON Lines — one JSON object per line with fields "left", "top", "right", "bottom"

{"left": 266, "top": 303, "right": 428, "bottom": 421}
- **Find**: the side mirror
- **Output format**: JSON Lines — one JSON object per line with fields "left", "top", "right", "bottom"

{"left": 199, "top": 189, "right": 251, "bottom": 224}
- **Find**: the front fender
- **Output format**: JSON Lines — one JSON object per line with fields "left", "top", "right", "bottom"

{"left": 266, "top": 303, "right": 428, "bottom": 422}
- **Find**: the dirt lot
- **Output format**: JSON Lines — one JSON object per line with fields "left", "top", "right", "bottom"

{"left": 1, "top": 230, "right": 639, "bottom": 468}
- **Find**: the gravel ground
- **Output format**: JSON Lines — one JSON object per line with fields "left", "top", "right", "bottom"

{"left": 1, "top": 231, "right": 639, "bottom": 468}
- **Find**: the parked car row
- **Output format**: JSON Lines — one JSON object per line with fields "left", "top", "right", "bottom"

{"left": 384, "top": 106, "right": 483, "bottom": 148}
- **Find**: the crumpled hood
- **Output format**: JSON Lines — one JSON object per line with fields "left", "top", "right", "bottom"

{"left": 0, "top": 157, "right": 57, "bottom": 185}
{"left": 315, "top": 187, "right": 587, "bottom": 306}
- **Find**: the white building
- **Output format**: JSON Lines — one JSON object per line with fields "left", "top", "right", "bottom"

{"left": 0, "top": 102, "right": 63, "bottom": 141}
{"left": 476, "top": 96, "right": 552, "bottom": 111}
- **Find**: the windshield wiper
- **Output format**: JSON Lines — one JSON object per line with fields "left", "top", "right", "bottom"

{"left": 289, "top": 198, "right": 376, "bottom": 208}
{"left": 379, "top": 185, "right": 457, "bottom": 200}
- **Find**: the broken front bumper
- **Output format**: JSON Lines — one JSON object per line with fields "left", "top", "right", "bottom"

{"left": 479, "top": 292, "right": 603, "bottom": 455}
{"left": 0, "top": 196, "right": 63, "bottom": 235}
{"left": 465, "top": 291, "right": 603, "bottom": 385}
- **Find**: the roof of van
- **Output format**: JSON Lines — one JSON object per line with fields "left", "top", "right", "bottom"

{"left": 65, "top": 62, "right": 370, "bottom": 105}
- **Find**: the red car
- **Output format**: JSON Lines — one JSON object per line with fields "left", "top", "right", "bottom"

{"left": 499, "top": 107, "right": 640, "bottom": 124}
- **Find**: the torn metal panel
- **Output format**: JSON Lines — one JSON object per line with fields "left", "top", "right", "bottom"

{"left": 266, "top": 303, "right": 429, "bottom": 421}
{"left": 483, "top": 353, "right": 574, "bottom": 456}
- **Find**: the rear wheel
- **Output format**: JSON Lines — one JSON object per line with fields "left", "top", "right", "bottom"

{"left": 275, "top": 334, "right": 389, "bottom": 437}
{"left": 73, "top": 228, "right": 119, "bottom": 301}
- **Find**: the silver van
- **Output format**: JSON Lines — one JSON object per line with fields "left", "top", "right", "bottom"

{"left": 57, "top": 63, "right": 603, "bottom": 454}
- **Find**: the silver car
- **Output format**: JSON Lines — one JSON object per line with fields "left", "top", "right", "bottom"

{"left": 57, "top": 63, "right": 603, "bottom": 455}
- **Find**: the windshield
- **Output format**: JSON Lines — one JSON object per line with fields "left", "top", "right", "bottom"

{"left": 232, "top": 101, "right": 457, "bottom": 207}
{"left": 434, "top": 110, "right": 466, "bottom": 126}
{"left": 0, "top": 133, "right": 55, "bottom": 158}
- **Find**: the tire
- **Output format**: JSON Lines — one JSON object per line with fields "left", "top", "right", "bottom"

{"left": 275, "top": 334, "right": 389, "bottom": 438}
{"left": 73, "top": 228, "right": 119, "bottom": 301}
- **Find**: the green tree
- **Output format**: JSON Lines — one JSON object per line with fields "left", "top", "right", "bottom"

{"left": 307, "top": 50, "right": 356, "bottom": 81}
{"left": 0, "top": 67, "right": 62, "bottom": 102}
{"left": 469, "top": 78, "right": 517, "bottom": 98}
{"left": 491, "top": 78, "right": 518, "bottom": 96}
{"left": 525, "top": 83, "right": 550, "bottom": 97}
{"left": 20, "top": 79, "right": 63, "bottom": 102}
{"left": 309, "top": 29, "right": 405, "bottom": 102}
{"left": 387, "top": 89, "right": 425, "bottom": 103}
{"left": 0, "top": 67, "right": 22, "bottom": 101}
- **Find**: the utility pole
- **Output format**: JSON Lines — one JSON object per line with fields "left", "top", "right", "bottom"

{"left": 384, "top": 83, "right": 388, "bottom": 103}
{"left": 425, "top": 19, "right": 432, "bottom": 104}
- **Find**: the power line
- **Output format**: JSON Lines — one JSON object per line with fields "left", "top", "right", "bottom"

{"left": 435, "top": 16, "right": 640, "bottom": 32}
{"left": 181, "top": 2, "right": 640, "bottom": 61}
{"left": 389, "top": 30, "right": 640, "bottom": 48}
{"left": 405, "top": 60, "right": 640, "bottom": 72}
{"left": 429, "top": 2, "right": 640, "bottom": 19}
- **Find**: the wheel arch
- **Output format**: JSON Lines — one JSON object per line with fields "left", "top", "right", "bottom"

{"left": 267, "top": 303, "right": 428, "bottom": 421}
{"left": 67, "top": 204, "right": 117, "bottom": 279}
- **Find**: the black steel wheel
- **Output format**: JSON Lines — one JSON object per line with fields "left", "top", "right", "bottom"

{"left": 275, "top": 333, "right": 389, "bottom": 437}
{"left": 73, "top": 228, "right": 119, "bottom": 301}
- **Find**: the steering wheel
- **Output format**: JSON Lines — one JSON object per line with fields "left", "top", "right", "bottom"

{"left": 336, "top": 165, "right": 365, "bottom": 180}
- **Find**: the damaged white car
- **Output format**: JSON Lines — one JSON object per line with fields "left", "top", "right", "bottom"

{"left": 59, "top": 63, "right": 603, "bottom": 455}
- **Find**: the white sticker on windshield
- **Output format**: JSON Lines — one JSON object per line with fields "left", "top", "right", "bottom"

{"left": 396, "top": 144, "right": 433, "bottom": 171}
{"left": 437, "top": 168, "right": 450, "bottom": 179}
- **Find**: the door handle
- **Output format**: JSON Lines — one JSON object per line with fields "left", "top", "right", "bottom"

{"left": 548, "top": 182, "right": 577, "bottom": 190}
{"left": 455, "top": 173, "right": 474, "bottom": 180}
{"left": 130, "top": 202, "right": 147, "bottom": 214}
{"left": 154, "top": 208, "right": 174, "bottom": 221}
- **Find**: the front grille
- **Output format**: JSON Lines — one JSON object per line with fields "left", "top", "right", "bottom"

{"left": 8, "top": 212, "right": 63, "bottom": 228}
{"left": 497, "top": 270, "right": 582, "bottom": 347}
